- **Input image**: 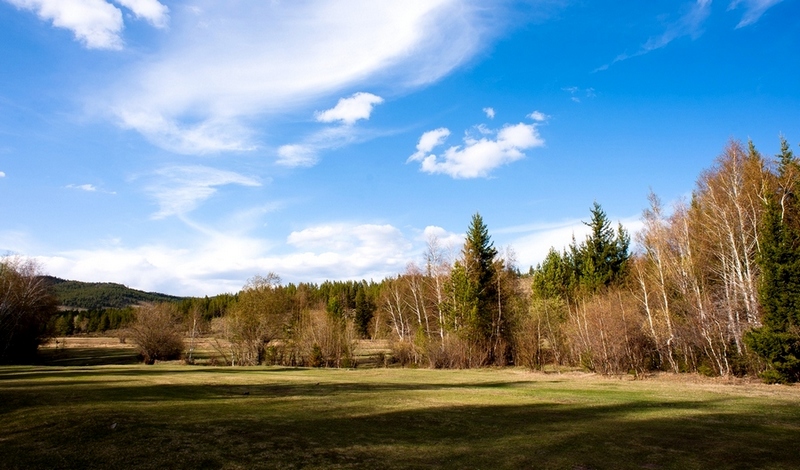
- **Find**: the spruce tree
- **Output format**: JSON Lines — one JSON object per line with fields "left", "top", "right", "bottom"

{"left": 746, "top": 137, "right": 800, "bottom": 382}
{"left": 462, "top": 213, "right": 498, "bottom": 342}
{"left": 579, "top": 202, "right": 630, "bottom": 293}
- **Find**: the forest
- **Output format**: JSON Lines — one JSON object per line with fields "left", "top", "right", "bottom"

{"left": 2, "top": 137, "right": 799, "bottom": 383}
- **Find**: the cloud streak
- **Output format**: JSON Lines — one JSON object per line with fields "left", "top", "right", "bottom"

{"left": 143, "top": 165, "right": 261, "bottom": 219}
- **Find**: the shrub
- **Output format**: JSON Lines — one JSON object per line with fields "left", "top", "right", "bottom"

{"left": 128, "top": 303, "right": 184, "bottom": 364}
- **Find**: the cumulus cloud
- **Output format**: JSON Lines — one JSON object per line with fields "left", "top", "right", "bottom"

{"left": 314, "top": 92, "right": 384, "bottom": 125}
{"left": 103, "top": 1, "right": 497, "bottom": 154}
{"left": 0, "top": 171, "right": 5, "bottom": 178}
{"left": 729, "top": 0, "right": 785, "bottom": 27}
{"left": 4, "top": 0, "right": 168, "bottom": 49}
{"left": 408, "top": 118, "right": 545, "bottom": 179}
{"left": 144, "top": 165, "right": 261, "bottom": 219}
{"left": 409, "top": 128, "right": 451, "bottom": 162}
{"left": 483, "top": 107, "right": 495, "bottom": 119}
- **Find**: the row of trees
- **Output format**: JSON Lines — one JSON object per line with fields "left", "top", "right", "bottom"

{"left": 3, "top": 137, "right": 798, "bottom": 382}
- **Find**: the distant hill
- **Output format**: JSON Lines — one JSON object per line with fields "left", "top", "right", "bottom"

{"left": 41, "top": 276, "right": 185, "bottom": 310}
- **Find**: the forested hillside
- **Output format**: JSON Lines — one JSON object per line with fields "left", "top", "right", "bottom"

{"left": 41, "top": 276, "right": 184, "bottom": 310}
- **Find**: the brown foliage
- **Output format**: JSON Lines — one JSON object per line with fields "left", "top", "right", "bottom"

{"left": 128, "top": 303, "right": 184, "bottom": 364}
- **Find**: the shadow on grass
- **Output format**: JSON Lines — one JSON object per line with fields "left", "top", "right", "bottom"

{"left": 0, "top": 369, "right": 799, "bottom": 469}
{"left": 35, "top": 347, "right": 140, "bottom": 366}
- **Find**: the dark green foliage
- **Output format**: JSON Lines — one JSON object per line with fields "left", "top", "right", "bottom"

{"left": 531, "top": 203, "right": 630, "bottom": 301}
{"left": 747, "top": 137, "right": 800, "bottom": 382}
{"left": 42, "top": 276, "right": 183, "bottom": 310}
{"left": 354, "top": 285, "right": 375, "bottom": 338}
{"left": 577, "top": 202, "right": 630, "bottom": 293}
{"left": 462, "top": 213, "right": 498, "bottom": 342}
{"left": 531, "top": 248, "right": 575, "bottom": 300}
{"left": 52, "top": 307, "right": 136, "bottom": 335}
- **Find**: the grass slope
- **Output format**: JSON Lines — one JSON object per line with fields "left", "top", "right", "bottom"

{"left": 1, "top": 361, "right": 799, "bottom": 470}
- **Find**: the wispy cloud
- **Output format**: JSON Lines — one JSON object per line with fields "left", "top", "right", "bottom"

{"left": 143, "top": 166, "right": 261, "bottom": 219}
{"left": 729, "top": 0, "right": 785, "bottom": 27}
{"left": 596, "top": 0, "right": 712, "bottom": 71}
{"left": 66, "top": 183, "right": 116, "bottom": 194}
{"left": 562, "top": 87, "right": 595, "bottom": 102}
{"left": 408, "top": 112, "right": 546, "bottom": 179}
{"left": 3, "top": 0, "right": 168, "bottom": 50}
{"left": 102, "top": 1, "right": 496, "bottom": 154}
{"left": 483, "top": 107, "right": 495, "bottom": 119}
{"left": 0, "top": 171, "right": 5, "bottom": 178}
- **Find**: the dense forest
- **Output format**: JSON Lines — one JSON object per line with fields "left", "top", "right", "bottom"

{"left": 2, "top": 138, "right": 799, "bottom": 382}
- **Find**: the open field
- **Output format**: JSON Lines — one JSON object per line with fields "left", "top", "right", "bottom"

{"left": 1, "top": 348, "right": 799, "bottom": 469}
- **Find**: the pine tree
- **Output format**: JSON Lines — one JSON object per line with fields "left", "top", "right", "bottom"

{"left": 746, "top": 137, "right": 800, "bottom": 382}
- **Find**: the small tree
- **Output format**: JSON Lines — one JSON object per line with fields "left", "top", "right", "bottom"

{"left": 128, "top": 303, "right": 184, "bottom": 364}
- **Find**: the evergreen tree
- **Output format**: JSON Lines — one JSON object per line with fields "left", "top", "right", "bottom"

{"left": 746, "top": 137, "right": 800, "bottom": 382}
{"left": 354, "top": 284, "right": 375, "bottom": 338}
{"left": 462, "top": 213, "right": 499, "bottom": 342}
{"left": 578, "top": 202, "right": 630, "bottom": 292}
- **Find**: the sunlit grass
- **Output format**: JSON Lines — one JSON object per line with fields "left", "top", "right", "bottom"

{"left": 1, "top": 355, "right": 799, "bottom": 469}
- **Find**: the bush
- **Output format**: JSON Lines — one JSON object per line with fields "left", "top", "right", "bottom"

{"left": 128, "top": 303, "right": 184, "bottom": 364}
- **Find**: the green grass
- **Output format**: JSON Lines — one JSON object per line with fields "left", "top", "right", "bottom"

{"left": 1, "top": 356, "right": 799, "bottom": 469}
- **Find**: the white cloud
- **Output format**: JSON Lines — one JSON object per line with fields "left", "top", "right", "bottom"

{"left": 483, "top": 107, "right": 495, "bottom": 119}
{"left": 4, "top": 0, "right": 168, "bottom": 49}
{"left": 729, "top": 0, "right": 784, "bottom": 27}
{"left": 66, "top": 183, "right": 97, "bottom": 192}
{"left": 37, "top": 221, "right": 417, "bottom": 295}
{"left": 276, "top": 144, "right": 318, "bottom": 168}
{"left": 113, "top": 0, "right": 168, "bottom": 28}
{"left": 0, "top": 171, "right": 5, "bottom": 178}
{"left": 103, "top": 1, "right": 498, "bottom": 154}
{"left": 314, "top": 92, "right": 384, "bottom": 125}
{"left": 6, "top": 0, "right": 124, "bottom": 49}
{"left": 422, "top": 225, "right": 463, "bottom": 252}
{"left": 408, "top": 120, "right": 545, "bottom": 179}
{"left": 144, "top": 165, "right": 261, "bottom": 219}
{"left": 528, "top": 111, "right": 548, "bottom": 122}
{"left": 409, "top": 128, "right": 451, "bottom": 162}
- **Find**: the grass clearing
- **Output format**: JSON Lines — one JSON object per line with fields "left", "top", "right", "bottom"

{"left": 1, "top": 348, "right": 799, "bottom": 469}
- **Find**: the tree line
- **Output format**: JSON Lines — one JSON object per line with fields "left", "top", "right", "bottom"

{"left": 1, "top": 137, "right": 798, "bottom": 382}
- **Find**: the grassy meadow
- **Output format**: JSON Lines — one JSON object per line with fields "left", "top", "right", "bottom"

{"left": 1, "top": 343, "right": 799, "bottom": 469}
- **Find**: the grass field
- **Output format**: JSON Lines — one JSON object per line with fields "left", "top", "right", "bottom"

{"left": 1, "top": 345, "right": 799, "bottom": 469}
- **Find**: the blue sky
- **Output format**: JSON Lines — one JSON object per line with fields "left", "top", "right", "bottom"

{"left": 1, "top": 0, "right": 798, "bottom": 296}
